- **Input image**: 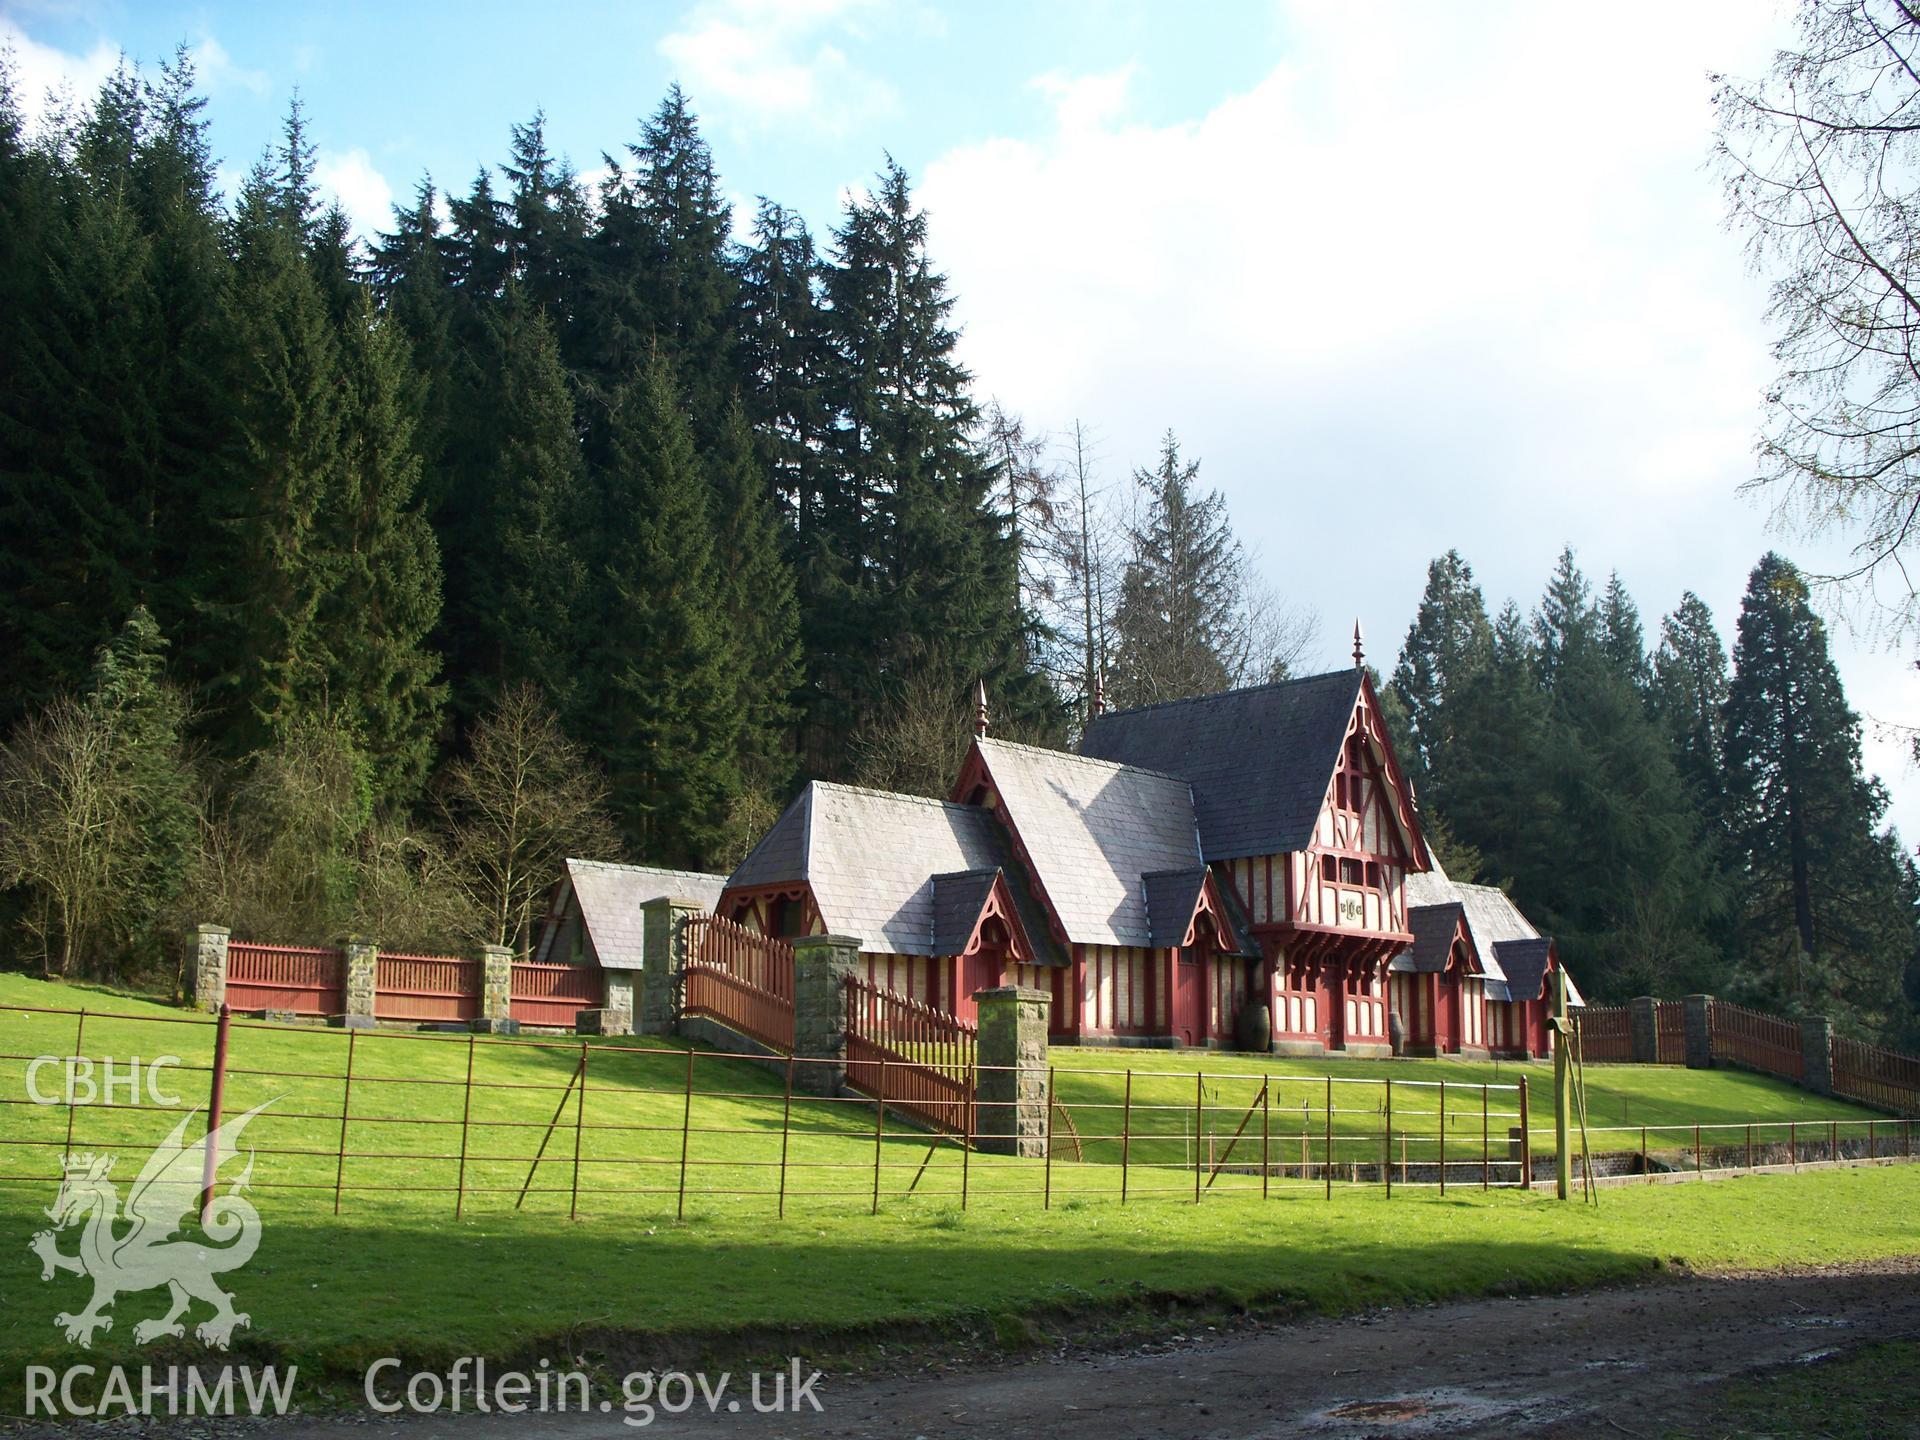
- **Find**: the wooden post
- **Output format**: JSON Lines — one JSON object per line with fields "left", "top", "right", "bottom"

{"left": 198, "top": 1005, "right": 231, "bottom": 1227}
{"left": 1324, "top": 1076, "right": 1334, "bottom": 1200}
{"left": 1790, "top": 1120, "right": 1797, "bottom": 1172}
{"left": 1120, "top": 1069, "right": 1132, "bottom": 1205}
{"left": 1869, "top": 1119, "right": 1876, "bottom": 1161}
{"left": 1553, "top": 968, "right": 1571, "bottom": 1200}
{"left": 961, "top": 1086, "right": 973, "bottom": 1212}
{"left": 1384, "top": 1078, "right": 1393, "bottom": 1197}
{"left": 871, "top": 1058, "right": 886, "bottom": 1216}
{"left": 1438, "top": 1080, "right": 1446, "bottom": 1196}
{"left": 1747, "top": 1122, "right": 1753, "bottom": 1171}
{"left": 1694, "top": 1121, "right": 1702, "bottom": 1178}
{"left": 1193, "top": 1071, "right": 1204, "bottom": 1204}
{"left": 1830, "top": 1119, "right": 1838, "bottom": 1166}
{"left": 1518, "top": 1074, "right": 1531, "bottom": 1190}
{"left": 453, "top": 1033, "right": 475, "bottom": 1220}
{"left": 777, "top": 1053, "right": 795, "bottom": 1218}
{"left": 1640, "top": 1124, "right": 1648, "bottom": 1182}
{"left": 676, "top": 1048, "right": 694, "bottom": 1220}
{"left": 62, "top": 1009, "right": 87, "bottom": 1163}
{"left": 333, "top": 1028, "right": 357, "bottom": 1216}
{"left": 1043, "top": 1064, "right": 1056, "bottom": 1210}
{"left": 569, "top": 1040, "right": 588, "bottom": 1220}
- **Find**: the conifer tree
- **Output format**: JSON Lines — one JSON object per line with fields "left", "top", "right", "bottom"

{"left": 1388, "top": 550, "right": 1492, "bottom": 794}
{"left": 1651, "top": 592, "right": 1731, "bottom": 821}
{"left": 1108, "top": 433, "right": 1239, "bottom": 706}
{"left": 1722, "top": 553, "right": 1919, "bottom": 1025}
{"left": 1532, "top": 545, "right": 1596, "bottom": 689}
{"left": 738, "top": 197, "right": 834, "bottom": 530}
{"left": 574, "top": 355, "right": 742, "bottom": 864}
{"left": 1598, "top": 572, "right": 1651, "bottom": 693}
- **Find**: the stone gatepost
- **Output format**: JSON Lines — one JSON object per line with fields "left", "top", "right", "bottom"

{"left": 973, "top": 985, "right": 1052, "bottom": 1157}
{"left": 1628, "top": 996, "right": 1659, "bottom": 1064}
{"left": 1683, "top": 994, "right": 1715, "bottom": 1070}
{"left": 473, "top": 944, "right": 516, "bottom": 1033}
{"left": 341, "top": 937, "right": 379, "bottom": 1024}
{"left": 193, "top": 925, "right": 230, "bottom": 1013}
{"left": 1801, "top": 1015, "right": 1835, "bottom": 1095}
{"left": 792, "top": 934, "right": 861, "bottom": 1095}
{"left": 639, "top": 897, "right": 706, "bottom": 1035}
{"left": 578, "top": 968, "right": 634, "bottom": 1036}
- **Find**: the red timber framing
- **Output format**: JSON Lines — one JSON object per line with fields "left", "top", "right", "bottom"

{"left": 1234, "top": 673, "right": 1427, "bottom": 1055}
{"left": 942, "top": 868, "right": 1037, "bottom": 1023}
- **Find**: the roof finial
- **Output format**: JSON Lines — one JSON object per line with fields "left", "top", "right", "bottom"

{"left": 1092, "top": 670, "right": 1106, "bottom": 717}
{"left": 974, "top": 679, "right": 990, "bottom": 737}
{"left": 1352, "top": 618, "right": 1366, "bottom": 670}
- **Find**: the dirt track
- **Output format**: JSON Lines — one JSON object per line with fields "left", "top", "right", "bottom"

{"left": 238, "top": 1257, "right": 1920, "bottom": 1438}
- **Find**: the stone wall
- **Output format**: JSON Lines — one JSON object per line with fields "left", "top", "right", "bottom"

{"left": 973, "top": 985, "right": 1051, "bottom": 1157}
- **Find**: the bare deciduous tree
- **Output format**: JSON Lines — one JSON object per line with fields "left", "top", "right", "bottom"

{"left": 1714, "top": 1, "right": 1920, "bottom": 627}
{"left": 437, "top": 683, "right": 620, "bottom": 956}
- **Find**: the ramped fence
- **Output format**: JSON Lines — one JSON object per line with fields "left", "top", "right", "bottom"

{"left": 1, "top": 1001, "right": 1913, "bottom": 1220}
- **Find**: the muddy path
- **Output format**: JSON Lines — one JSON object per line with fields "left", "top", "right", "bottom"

{"left": 25, "top": 1259, "right": 1920, "bottom": 1438}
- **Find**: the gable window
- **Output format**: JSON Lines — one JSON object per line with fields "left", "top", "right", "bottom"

{"left": 1321, "top": 855, "right": 1337, "bottom": 883}
{"left": 1340, "top": 857, "right": 1364, "bottom": 886}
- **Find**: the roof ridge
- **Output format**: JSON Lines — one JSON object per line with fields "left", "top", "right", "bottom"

{"left": 810, "top": 779, "right": 984, "bottom": 813}
{"left": 980, "top": 734, "right": 1194, "bottom": 785}
{"left": 1085, "top": 668, "right": 1359, "bottom": 724}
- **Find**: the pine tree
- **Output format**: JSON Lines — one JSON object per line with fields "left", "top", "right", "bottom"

{"left": 1722, "top": 553, "right": 1918, "bottom": 1027}
{"left": 1388, "top": 550, "right": 1492, "bottom": 794}
{"left": 1532, "top": 545, "right": 1596, "bottom": 689}
{"left": 574, "top": 355, "right": 742, "bottom": 864}
{"left": 738, "top": 197, "right": 834, "bottom": 531}
{"left": 1651, "top": 591, "right": 1731, "bottom": 821}
{"left": 1108, "top": 432, "right": 1240, "bottom": 706}
{"left": 320, "top": 291, "right": 446, "bottom": 804}
{"left": 1598, "top": 571, "right": 1651, "bottom": 692}
{"left": 500, "top": 111, "right": 586, "bottom": 330}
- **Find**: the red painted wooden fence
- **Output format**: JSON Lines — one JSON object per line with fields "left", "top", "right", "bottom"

{"left": 1654, "top": 1000, "right": 1687, "bottom": 1065}
{"left": 375, "top": 953, "right": 480, "bottom": 1023}
{"left": 1573, "top": 1004, "right": 1631, "bottom": 1062}
{"left": 509, "top": 961, "right": 603, "bottom": 1028}
{"left": 225, "top": 943, "right": 344, "bottom": 1016}
{"left": 844, "top": 976, "right": 975, "bottom": 1135}
{"left": 681, "top": 915, "right": 795, "bottom": 1052}
{"left": 1832, "top": 1035, "right": 1920, "bottom": 1116}
{"left": 1710, "top": 1000, "right": 1804, "bottom": 1083}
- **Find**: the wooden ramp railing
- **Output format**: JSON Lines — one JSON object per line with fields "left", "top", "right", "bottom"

{"left": 844, "top": 976, "right": 975, "bottom": 1136}
{"left": 681, "top": 915, "right": 795, "bottom": 1052}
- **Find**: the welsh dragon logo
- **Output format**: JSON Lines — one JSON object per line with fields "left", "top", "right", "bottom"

{"left": 30, "top": 1102, "right": 272, "bottom": 1350}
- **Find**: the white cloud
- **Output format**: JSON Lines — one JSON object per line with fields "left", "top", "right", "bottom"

{"left": 314, "top": 147, "right": 395, "bottom": 242}
{"left": 1, "top": 18, "right": 120, "bottom": 127}
{"left": 919, "top": 0, "right": 1920, "bottom": 837}
{"left": 189, "top": 35, "right": 268, "bottom": 97}
{"left": 658, "top": 0, "right": 897, "bottom": 134}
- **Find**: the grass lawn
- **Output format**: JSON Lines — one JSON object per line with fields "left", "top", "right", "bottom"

{"left": 1664, "top": 1338, "right": 1920, "bottom": 1439}
{"left": 1, "top": 972, "right": 1918, "bottom": 1411}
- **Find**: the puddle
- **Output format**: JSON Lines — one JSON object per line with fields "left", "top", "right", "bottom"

{"left": 1326, "top": 1398, "right": 1453, "bottom": 1422}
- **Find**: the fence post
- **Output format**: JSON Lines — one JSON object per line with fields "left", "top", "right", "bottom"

{"left": 338, "top": 936, "right": 379, "bottom": 1025}
{"left": 197, "top": 1005, "right": 231, "bottom": 1226}
{"left": 1120, "top": 1069, "right": 1132, "bottom": 1205}
{"left": 1683, "top": 994, "right": 1714, "bottom": 1069}
{"left": 638, "top": 897, "right": 704, "bottom": 1035}
{"left": 62, "top": 1010, "right": 87, "bottom": 1162}
{"left": 453, "top": 1034, "right": 475, "bottom": 1219}
{"left": 1194, "top": 1071, "right": 1205, "bottom": 1204}
{"left": 677, "top": 1048, "right": 694, "bottom": 1219}
{"left": 192, "top": 926, "right": 230, "bottom": 1014}
{"left": 1261, "top": 1078, "right": 1270, "bottom": 1200}
{"left": 778, "top": 1053, "right": 795, "bottom": 1218}
{"left": 871, "top": 1058, "right": 886, "bottom": 1215}
{"left": 333, "top": 1028, "right": 357, "bottom": 1215}
{"left": 1438, "top": 1080, "right": 1446, "bottom": 1196}
{"left": 1480, "top": 1083, "right": 1489, "bottom": 1190}
{"left": 973, "top": 985, "right": 1051, "bottom": 1157}
{"left": 1518, "top": 1074, "right": 1531, "bottom": 1190}
{"left": 1324, "top": 1076, "right": 1333, "bottom": 1200}
{"left": 961, "top": 1087, "right": 973, "bottom": 1212}
{"left": 1043, "top": 1065, "right": 1055, "bottom": 1210}
{"left": 1628, "top": 996, "right": 1659, "bottom": 1064}
{"left": 1384, "top": 1077, "right": 1393, "bottom": 1198}
{"left": 476, "top": 945, "right": 515, "bottom": 1033}
{"left": 1799, "top": 1016, "right": 1835, "bottom": 1096}
{"left": 792, "top": 935, "right": 862, "bottom": 1095}
{"left": 570, "top": 1040, "right": 588, "bottom": 1220}
{"left": 1790, "top": 1119, "right": 1797, "bottom": 1171}
{"left": 1694, "top": 1122, "right": 1702, "bottom": 1177}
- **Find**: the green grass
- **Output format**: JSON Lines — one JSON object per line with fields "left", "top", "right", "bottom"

{"left": 1, "top": 972, "right": 1918, "bottom": 1411}
{"left": 1664, "top": 1339, "right": 1920, "bottom": 1439}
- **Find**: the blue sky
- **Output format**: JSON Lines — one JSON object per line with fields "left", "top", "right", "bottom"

{"left": 8, "top": 0, "right": 1920, "bottom": 842}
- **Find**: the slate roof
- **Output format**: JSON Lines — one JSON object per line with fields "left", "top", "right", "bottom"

{"left": 929, "top": 870, "right": 1001, "bottom": 957}
{"left": 1078, "top": 670, "right": 1365, "bottom": 861}
{"left": 548, "top": 859, "right": 727, "bottom": 970}
{"left": 1396, "top": 857, "right": 1579, "bottom": 1001}
{"left": 1400, "top": 902, "right": 1466, "bottom": 973}
{"left": 1490, "top": 938, "right": 1553, "bottom": 1004}
{"left": 725, "top": 783, "right": 1063, "bottom": 964}
{"left": 1141, "top": 868, "right": 1208, "bottom": 951}
{"left": 974, "top": 737, "right": 1203, "bottom": 949}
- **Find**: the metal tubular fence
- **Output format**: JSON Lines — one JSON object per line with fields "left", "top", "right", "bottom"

{"left": 680, "top": 915, "right": 795, "bottom": 1052}
{"left": 2, "top": 1002, "right": 1911, "bottom": 1222}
